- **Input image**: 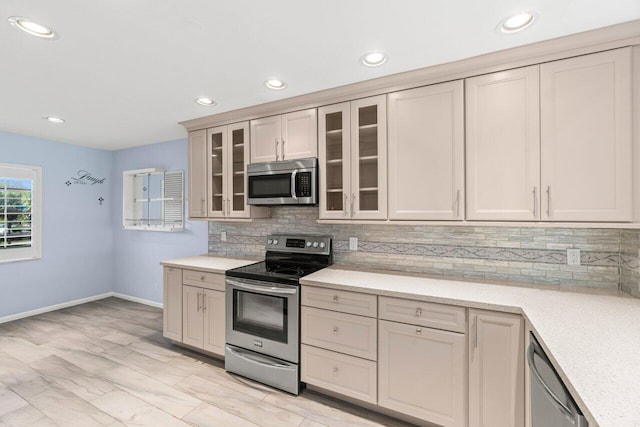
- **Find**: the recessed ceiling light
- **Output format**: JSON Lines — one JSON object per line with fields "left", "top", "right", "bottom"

{"left": 498, "top": 11, "right": 537, "bottom": 34}
{"left": 265, "top": 79, "right": 287, "bottom": 90}
{"left": 360, "top": 52, "right": 387, "bottom": 67}
{"left": 42, "top": 116, "right": 65, "bottom": 124}
{"left": 195, "top": 97, "right": 216, "bottom": 106}
{"left": 8, "top": 16, "right": 56, "bottom": 39}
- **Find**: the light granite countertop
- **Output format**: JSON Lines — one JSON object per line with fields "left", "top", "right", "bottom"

{"left": 300, "top": 267, "right": 640, "bottom": 427}
{"left": 160, "top": 255, "right": 257, "bottom": 274}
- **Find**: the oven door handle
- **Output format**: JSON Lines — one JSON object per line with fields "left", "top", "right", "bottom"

{"left": 227, "top": 279, "right": 297, "bottom": 295}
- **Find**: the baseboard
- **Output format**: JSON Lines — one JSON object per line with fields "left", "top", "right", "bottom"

{"left": 0, "top": 292, "right": 114, "bottom": 324}
{"left": 112, "top": 292, "right": 163, "bottom": 309}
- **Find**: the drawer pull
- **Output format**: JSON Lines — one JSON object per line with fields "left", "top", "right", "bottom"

{"left": 200, "top": 276, "right": 205, "bottom": 281}
{"left": 416, "top": 328, "right": 422, "bottom": 335}
{"left": 333, "top": 326, "right": 339, "bottom": 334}
{"left": 333, "top": 367, "right": 339, "bottom": 374}
{"left": 332, "top": 295, "right": 339, "bottom": 303}
{"left": 415, "top": 308, "right": 422, "bottom": 317}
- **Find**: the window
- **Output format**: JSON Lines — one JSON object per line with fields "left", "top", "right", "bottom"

{"left": 0, "top": 163, "right": 41, "bottom": 262}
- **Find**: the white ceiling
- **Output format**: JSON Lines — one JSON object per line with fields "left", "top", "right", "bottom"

{"left": 1, "top": 1, "right": 639, "bottom": 151}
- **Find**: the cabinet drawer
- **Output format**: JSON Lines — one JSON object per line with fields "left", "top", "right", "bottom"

{"left": 301, "top": 307, "right": 377, "bottom": 361}
{"left": 302, "top": 286, "right": 377, "bottom": 317}
{"left": 301, "top": 344, "right": 377, "bottom": 404}
{"left": 379, "top": 296, "right": 466, "bottom": 333}
{"left": 182, "top": 270, "right": 225, "bottom": 291}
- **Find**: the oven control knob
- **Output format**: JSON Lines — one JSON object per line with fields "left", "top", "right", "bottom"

{"left": 273, "top": 239, "right": 279, "bottom": 245}
{"left": 320, "top": 242, "right": 326, "bottom": 248}
{"left": 306, "top": 241, "right": 312, "bottom": 247}
{"left": 312, "top": 241, "right": 318, "bottom": 248}
{"left": 267, "top": 239, "right": 273, "bottom": 245}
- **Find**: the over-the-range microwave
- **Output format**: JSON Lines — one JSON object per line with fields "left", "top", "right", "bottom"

{"left": 247, "top": 157, "right": 317, "bottom": 205}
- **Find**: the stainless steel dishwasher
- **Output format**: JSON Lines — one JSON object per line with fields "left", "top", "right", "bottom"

{"left": 527, "top": 332, "right": 588, "bottom": 427}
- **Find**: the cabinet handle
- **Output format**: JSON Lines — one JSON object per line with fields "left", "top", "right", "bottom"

{"left": 351, "top": 193, "right": 356, "bottom": 215}
{"left": 281, "top": 139, "right": 285, "bottom": 160}
{"left": 333, "top": 326, "right": 339, "bottom": 334}
{"left": 533, "top": 187, "right": 537, "bottom": 218}
{"left": 332, "top": 295, "right": 339, "bottom": 303}
{"left": 201, "top": 198, "right": 205, "bottom": 214}
{"left": 415, "top": 308, "right": 422, "bottom": 317}
{"left": 227, "top": 198, "right": 231, "bottom": 216}
{"left": 546, "top": 186, "right": 551, "bottom": 217}
{"left": 456, "top": 189, "right": 460, "bottom": 218}
{"left": 197, "top": 292, "right": 202, "bottom": 312}
{"left": 222, "top": 199, "right": 226, "bottom": 217}
{"left": 202, "top": 293, "right": 207, "bottom": 311}
{"left": 473, "top": 316, "right": 478, "bottom": 349}
{"left": 275, "top": 139, "right": 279, "bottom": 161}
{"left": 416, "top": 328, "right": 422, "bottom": 335}
{"left": 344, "top": 194, "right": 349, "bottom": 217}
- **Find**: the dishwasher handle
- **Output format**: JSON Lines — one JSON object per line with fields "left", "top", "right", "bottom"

{"left": 527, "top": 339, "right": 587, "bottom": 426}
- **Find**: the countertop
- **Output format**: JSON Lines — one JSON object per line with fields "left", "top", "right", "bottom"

{"left": 301, "top": 267, "right": 640, "bottom": 427}
{"left": 160, "top": 255, "right": 257, "bottom": 274}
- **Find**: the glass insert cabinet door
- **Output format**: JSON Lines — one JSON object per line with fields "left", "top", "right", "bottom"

{"left": 319, "top": 95, "right": 387, "bottom": 220}
{"left": 207, "top": 122, "right": 250, "bottom": 218}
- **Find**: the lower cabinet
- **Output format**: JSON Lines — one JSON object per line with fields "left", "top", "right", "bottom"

{"left": 468, "top": 309, "right": 524, "bottom": 427}
{"left": 378, "top": 319, "right": 466, "bottom": 427}
{"left": 162, "top": 266, "right": 226, "bottom": 357}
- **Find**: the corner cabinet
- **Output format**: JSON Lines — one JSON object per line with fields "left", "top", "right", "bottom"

{"left": 250, "top": 109, "right": 318, "bottom": 163}
{"left": 188, "top": 130, "right": 208, "bottom": 218}
{"left": 540, "top": 47, "right": 633, "bottom": 221}
{"left": 318, "top": 95, "right": 387, "bottom": 220}
{"left": 387, "top": 81, "right": 464, "bottom": 220}
{"left": 469, "top": 309, "right": 524, "bottom": 427}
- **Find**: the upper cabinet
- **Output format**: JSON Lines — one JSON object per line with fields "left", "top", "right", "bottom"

{"left": 540, "top": 48, "right": 633, "bottom": 222}
{"left": 188, "top": 130, "right": 208, "bottom": 218}
{"left": 318, "top": 95, "right": 387, "bottom": 220}
{"left": 250, "top": 109, "right": 318, "bottom": 163}
{"left": 387, "top": 81, "right": 464, "bottom": 220}
{"left": 466, "top": 66, "right": 540, "bottom": 221}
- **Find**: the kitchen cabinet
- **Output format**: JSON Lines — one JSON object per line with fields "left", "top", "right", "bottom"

{"left": 301, "top": 286, "right": 378, "bottom": 404}
{"left": 188, "top": 130, "right": 208, "bottom": 218}
{"left": 466, "top": 66, "right": 540, "bottom": 221}
{"left": 207, "top": 122, "right": 268, "bottom": 219}
{"left": 387, "top": 81, "right": 464, "bottom": 220}
{"left": 250, "top": 109, "right": 317, "bottom": 163}
{"left": 318, "top": 95, "right": 387, "bottom": 220}
{"left": 540, "top": 47, "right": 632, "bottom": 222}
{"left": 162, "top": 266, "right": 182, "bottom": 341}
{"left": 469, "top": 309, "right": 524, "bottom": 427}
{"left": 378, "top": 318, "right": 466, "bottom": 427}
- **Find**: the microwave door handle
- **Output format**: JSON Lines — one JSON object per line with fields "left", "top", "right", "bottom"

{"left": 527, "top": 341, "right": 577, "bottom": 421}
{"left": 291, "top": 170, "right": 298, "bottom": 200}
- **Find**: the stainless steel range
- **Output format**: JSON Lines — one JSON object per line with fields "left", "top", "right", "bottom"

{"left": 225, "top": 234, "right": 332, "bottom": 395}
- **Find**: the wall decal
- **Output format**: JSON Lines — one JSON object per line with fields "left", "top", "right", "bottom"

{"left": 98, "top": 197, "right": 104, "bottom": 205}
{"left": 66, "top": 170, "right": 107, "bottom": 186}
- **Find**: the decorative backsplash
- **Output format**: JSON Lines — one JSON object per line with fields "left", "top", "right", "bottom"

{"left": 208, "top": 207, "right": 640, "bottom": 296}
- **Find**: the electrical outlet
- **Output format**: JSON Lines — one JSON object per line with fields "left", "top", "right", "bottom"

{"left": 221, "top": 231, "right": 227, "bottom": 242}
{"left": 349, "top": 237, "right": 358, "bottom": 251}
{"left": 567, "top": 248, "right": 581, "bottom": 266}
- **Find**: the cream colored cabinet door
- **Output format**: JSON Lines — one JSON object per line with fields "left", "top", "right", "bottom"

{"left": 202, "top": 289, "right": 225, "bottom": 356}
{"left": 250, "top": 115, "right": 281, "bottom": 163}
{"left": 188, "top": 130, "right": 208, "bottom": 218}
{"left": 350, "top": 95, "right": 387, "bottom": 220}
{"left": 162, "top": 267, "right": 182, "bottom": 341}
{"left": 207, "top": 126, "right": 226, "bottom": 218}
{"left": 378, "top": 320, "right": 465, "bottom": 427}
{"left": 226, "top": 122, "right": 251, "bottom": 218}
{"left": 466, "top": 66, "right": 541, "bottom": 221}
{"left": 282, "top": 109, "right": 318, "bottom": 160}
{"left": 541, "top": 47, "right": 632, "bottom": 221}
{"left": 182, "top": 285, "right": 204, "bottom": 348}
{"left": 318, "top": 102, "right": 351, "bottom": 219}
{"left": 388, "top": 81, "right": 464, "bottom": 220}
{"left": 469, "top": 310, "right": 524, "bottom": 427}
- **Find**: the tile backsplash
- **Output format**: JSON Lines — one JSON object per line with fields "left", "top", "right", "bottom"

{"left": 208, "top": 207, "right": 640, "bottom": 297}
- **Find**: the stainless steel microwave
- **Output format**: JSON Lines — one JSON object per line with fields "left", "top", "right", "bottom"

{"left": 247, "top": 157, "right": 317, "bottom": 205}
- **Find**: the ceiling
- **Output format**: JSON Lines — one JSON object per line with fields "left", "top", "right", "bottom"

{"left": 1, "top": 1, "right": 639, "bottom": 151}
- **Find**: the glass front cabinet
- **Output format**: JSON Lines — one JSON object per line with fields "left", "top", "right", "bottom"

{"left": 318, "top": 95, "right": 387, "bottom": 220}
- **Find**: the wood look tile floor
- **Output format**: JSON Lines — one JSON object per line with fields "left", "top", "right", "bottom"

{"left": 0, "top": 298, "right": 417, "bottom": 427}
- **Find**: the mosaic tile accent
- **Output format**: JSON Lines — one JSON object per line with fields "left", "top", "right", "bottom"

{"left": 208, "top": 207, "right": 640, "bottom": 296}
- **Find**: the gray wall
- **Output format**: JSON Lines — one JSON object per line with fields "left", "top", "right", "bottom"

{"left": 209, "top": 206, "right": 640, "bottom": 295}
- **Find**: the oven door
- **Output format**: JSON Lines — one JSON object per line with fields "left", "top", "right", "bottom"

{"left": 226, "top": 277, "right": 299, "bottom": 363}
